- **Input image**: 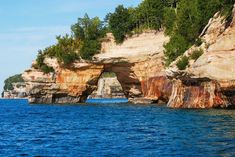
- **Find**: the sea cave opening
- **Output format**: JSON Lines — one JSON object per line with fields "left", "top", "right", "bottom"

{"left": 86, "top": 72, "right": 128, "bottom": 103}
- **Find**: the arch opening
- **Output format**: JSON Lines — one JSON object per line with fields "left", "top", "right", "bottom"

{"left": 88, "top": 72, "right": 127, "bottom": 100}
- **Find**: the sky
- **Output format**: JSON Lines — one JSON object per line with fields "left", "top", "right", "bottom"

{"left": 0, "top": 0, "right": 142, "bottom": 94}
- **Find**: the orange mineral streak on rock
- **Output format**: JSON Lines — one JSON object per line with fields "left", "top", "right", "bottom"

{"left": 103, "top": 54, "right": 171, "bottom": 103}
{"left": 23, "top": 31, "right": 171, "bottom": 104}
{"left": 56, "top": 64, "right": 104, "bottom": 97}
{"left": 167, "top": 80, "right": 228, "bottom": 108}
{"left": 141, "top": 76, "right": 172, "bottom": 102}
{"left": 166, "top": 5, "right": 235, "bottom": 108}
{"left": 23, "top": 30, "right": 174, "bottom": 104}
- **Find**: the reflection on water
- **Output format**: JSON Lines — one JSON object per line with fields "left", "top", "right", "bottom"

{"left": 0, "top": 99, "right": 234, "bottom": 157}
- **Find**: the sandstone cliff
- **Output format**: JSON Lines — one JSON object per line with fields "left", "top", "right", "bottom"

{"left": 95, "top": 31, "right": 172, "bottom": 103}
{"left": 2, "top": 82, "right": 27, "bottom": 99}
{"left": 23, "top": 5, "right": 235, "bottom": 108}
{"left": 23, "top": 61, "right": 103, "bottom": 104}
{"left": 166, "top": 6, "right": 235, "bottom": 108}
{"left": 23, "top": 31, "right": 172, "bottom": 104}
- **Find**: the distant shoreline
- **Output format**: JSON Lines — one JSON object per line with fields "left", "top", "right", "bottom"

{"left": 0, "top": 98, "right": 28, "bottom": 100}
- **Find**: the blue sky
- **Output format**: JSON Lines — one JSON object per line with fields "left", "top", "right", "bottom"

{"left": 0, "top": 0, "right": 142, "bottom": 94}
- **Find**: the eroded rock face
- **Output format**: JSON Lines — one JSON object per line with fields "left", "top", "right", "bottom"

{"left": 23, "top": 62, "right": 103, "bottom": 104}
{"left": 98, "top": 31, "right": 171, "bottom": 103}
{"left": 23, "top": 31, "right": 172, "bottom": 104}
{"left": 2, "top": 82, "right": 27, "bottom": 99}
{"left": 166, "top": 6, "right": 235, "bottom": 108}
{"left": 141, "top": 76, "right": 172, "bottom": 103}
{"left": 167, "top": 79, "right": 228, "bottom": 108}
{"left": 23, "top": 8, "right": 235, "bottom": 108}
{"left": 89, "top": 76, "right": 125, "bottom": 99}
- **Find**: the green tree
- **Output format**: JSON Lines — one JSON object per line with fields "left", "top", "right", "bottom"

{"left": 176, "top": 0, "right": 200, "bottom": 42}
{"left": 71, "top": 14, "right": 105, "bottom": 40}
{"left": 163, "top": 0, "right": 234, "bottom": 65}
{"left": 108, "top": 5, "right": 132, "bottom": 43}
{"left": 36, "top": 50, "right": 45, "bottom": 68}
{"left": 163, "top": 7, "right": 176, "bottom": 35}
{"left": 164, "top": 34, "right": 190, "bottom": 65}
{"left": 4, "top": 74, "right": 24, "bottom": 91}
{"left": 71, "top": 14, "right": 105, "bottom": 60}
{"left": 163, "top": 0, "right": 199, "bottom": 65}
{"left": 80, "top": 40, "right": 101, "bottom": 60}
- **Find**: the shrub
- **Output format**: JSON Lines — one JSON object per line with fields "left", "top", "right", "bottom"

{"left": 191, "top": 49, "right": 203, "bottom": 60}
{"left": 164, "top": 34, "right": 190, "bottom": 66}
{"left": 80, "top": 40, "right": 101, "bottom": 60}
{"left": 195, "top": 38, "right": 203, "bottom": 46}
{"left": 36, "top": 50, "right": 45, "bottom": 67}
{"left": 52, "top": 35, "right": 80, "bottom": 65}
{"left": 101, "top": 72, "right": 116, "bottom": 78}
{"left": 34, "top": 49, "right": 55, "bottom": 73}
{"left": 61, "top": 52, "right": 79, "bottom": 66}
{"left": 41, "top": 65, "right": 55, "bottom": 74}
{"left": 176, "top": 56, "right": 189, "bottom": 70}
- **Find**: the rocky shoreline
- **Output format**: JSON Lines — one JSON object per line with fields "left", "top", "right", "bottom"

{"left": 22, "top": 6, "right": 235, "bottom": 109}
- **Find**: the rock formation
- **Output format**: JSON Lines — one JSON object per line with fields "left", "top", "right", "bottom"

{"left": 89, "top": 76, "right": 125, "bottom": 99}
{"left": 23, "top": 31, "right": 172, "bottom": 104}
{"left": 23, "top": 61, "right": 103, "bottom": 104}
{"left": 2, "top": 82, "right": 27, "bottom": 99}
{"left": 166, "top": 6, "right": 235, "bottom": 108}
{"left": 22, "top": 5, "right": 235, "bottom": 108}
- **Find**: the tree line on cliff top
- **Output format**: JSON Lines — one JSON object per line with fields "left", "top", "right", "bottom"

{"left": 35, "top": 0, "right": 235, "bottom": 73}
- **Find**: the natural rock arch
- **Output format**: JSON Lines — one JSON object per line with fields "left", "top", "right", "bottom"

{"left": 22, "top": 31, "right": 174, "bottom": 105}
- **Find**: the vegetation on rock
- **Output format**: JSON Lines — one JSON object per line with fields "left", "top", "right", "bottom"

{"left": 191, "top": 49, "right": 204, "bottom": 61}
{"left": 106, "top": 0, "right": 234, "bottom": 64}
{"left": 101, "top": 72, "right": 116, "bottom": 78}
{"left": 106, "top": 1, "right": 177, "bottom": 43}
{"left": 34, "top": 0, "right": 235, "bottom": 71}
{"left": 71, "top": 14, "right": 106, "bottom": 59}
{"left": 107, "top": 5, "right": 132, "bottom": 43}
{"left": 4, "top": 74, "right": 24, "bottom": 91}
{"left": 164, "top": 0, "right": 235, "bottom": 65}
{"left": 35, "top": 14, "right": 106, "bottom": 71}
{"left": 176, "top": 56, "right": 189, "bottom": 70}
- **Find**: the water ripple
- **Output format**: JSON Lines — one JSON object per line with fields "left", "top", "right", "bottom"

{"left": 0, "top": 99, "right": 234, "bottom": 157}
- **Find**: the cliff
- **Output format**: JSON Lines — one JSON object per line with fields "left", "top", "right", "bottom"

{"left": 95, "top": 31, "right": 172, "bottom": 103}
{"left": 23, "top": 31, "right": 172, "bottom": 104}
{"left": 2, "top": 82, "right": 27, "bottom": 99}
{"left": 22, "top": 5, "right": 235, "bottom": 108}
{"left": 2, "top": 74, "right": 27, "bottom": 99}
{"left": 23, "top": 61, "right": 103, "bottom": 103}
{"left": 166, "top": 6, "right": 235, "bottom": 108}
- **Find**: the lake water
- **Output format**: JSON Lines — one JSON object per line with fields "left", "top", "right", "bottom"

{"left": 0, "top": 99, "right": 234, "bottom": 157}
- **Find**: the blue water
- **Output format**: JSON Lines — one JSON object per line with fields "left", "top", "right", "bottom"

{"left": 86, "top": 98, "right": 128, "bottom": 104}
{"left": 0, "top": 99, "right": 234, "bottom": 157}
